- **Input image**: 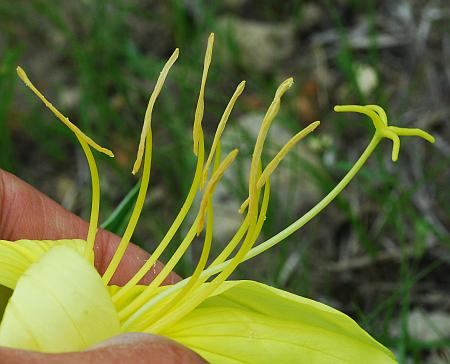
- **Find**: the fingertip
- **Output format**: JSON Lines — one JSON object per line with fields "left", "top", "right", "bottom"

{"left": 0, "top": 333, "right": 207, "bottom": 364}
{"left": 85, "top": 333, "right": 208, "bottom": 364}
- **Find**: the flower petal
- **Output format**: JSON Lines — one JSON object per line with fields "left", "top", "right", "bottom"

{"left": 162, "top": 280, "right": 396, "bottom": 364}
{"left": 0, "top": 245, "right": 120, "bottom": 352}
{"left": 0, "top": 239, "right": 86, "bottom": 289}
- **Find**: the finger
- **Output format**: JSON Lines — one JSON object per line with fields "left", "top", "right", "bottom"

{"left": 0, "top": 333, "right": 207, "bottom": 364}
{"left": 0, "top": 169, "right": 180, "bottom": 285}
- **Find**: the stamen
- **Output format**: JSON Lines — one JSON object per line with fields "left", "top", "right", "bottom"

{"left": 114, "top": 34, "right": 216, "bottom": 302}
{"left": 211, "top": 179, "right": 269, "bottom": 268}
{"left": 143, "top": 80, "right": 294, "bottom": 333}
{"left": 197, "top": 149, "right": 239, "bottom": 235}
{"left": 16, "top": 67, "right": 114, "bottom": 157}
{"left": 142, "top": 184, "right": 270, "bottom": 334}
{"left": 239, "top": 198, "right": 249, "bottom": 214}
{"left": 132, "top": 49, "right": 180, "bottom": 175}
{"left": 119, "top": 146, "right": 235, "bottom": 324}
{"left": 119, "top": 142, "right": 230, "bottom": 325}
{"left": 126, "top": 181, "right": 270, "bottom": 333}
{"left": 133, "top": 147, "right": 223, "bottom": 328}
{"left": 17, "top": 67, "right": 105, "bottom": 262}
{"left": 253, "top": 178, "right": 271, "bottom": 239}
{"left": 238, "top": 79, "right": 293, "bottom": 215}
{"left": 77, "top": 136, "right": 100, "bottom": 262}
{"left": 102, "top": 132, "right": 153, "bottom": 284}
{"left": 112, "top": 133, "right": 205, "bottom": 304}
{"left": 102, "top": 49, "right": 179, "bottom": 284}
{"left": 119, "top": 214, "right": 200, "bottom": 322}
{"left": 118, "top": 131, "right": 207, "bottom": 319}
{"left": 132, "top": 202, "right": 214, "bottom": 330}
{"left": 145, "top": 137, "right": 383, "bottom": 321}
{"left": 257, "top": 121, "right": 320, "bottom": 189}
{"left": 249, "top": 78, "right": 294, "bottom": 190}
{"left": 228, "top": 79, "right": 294, "bottom": 261}
{"left": 201, "top": 81, "right": 245, "bottom": 187}
{"left": 212, "top": 161, "right": 262, "bottom": 265}
{"left": 193, "top": 33, "right": 214, "bottom": 156}
{"left": 209, "top": 216, "right": 249, "bottom": 266}
{"left": 242, "top": 78, "right": 293, "bottom": 236}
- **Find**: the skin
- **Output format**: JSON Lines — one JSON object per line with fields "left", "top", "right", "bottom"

{"left": 0, "top": 169, "right": 207, "bottom": 364}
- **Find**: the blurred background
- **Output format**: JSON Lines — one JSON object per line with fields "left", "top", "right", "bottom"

{"left": 0, "top": 1, "right": 449, "bottom": 362}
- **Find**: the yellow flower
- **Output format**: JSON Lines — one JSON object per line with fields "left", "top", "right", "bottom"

{"left": 0, "top": 33, "right": 434, "bottom": 363}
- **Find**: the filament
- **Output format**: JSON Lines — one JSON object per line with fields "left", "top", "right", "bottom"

{"left": 193, "top": 33, "right": 214, "bottom": 155}
{"left": 102, "top": 48, "right": 179, "bottom": 284}
{"left": 257, "top": 121, "right": 320, "bottom": 189}
{"left": 16, "top": 67, "right": 106, "bottom": 262}
{"left": 201, "top": 81, "right": 245, "bottom": 187}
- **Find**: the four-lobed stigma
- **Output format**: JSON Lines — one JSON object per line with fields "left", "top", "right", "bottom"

{"left": 334, "top": 104, "right": 435, "bottom": 161}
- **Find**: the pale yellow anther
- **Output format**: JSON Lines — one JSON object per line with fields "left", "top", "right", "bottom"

{"left": 132, "top": 48, "right": 179, "bottom": 175}
{"left": 201, "top": 80, "right": 245, "bottom": 187}
{"left": 257, "top": 121, "right": 320, "bottom": 189}
{"left": 17, "top": 66, "right": 108, "bottom": 261}
{"left": 275, "top": 78, "right": 294, "bottom": 98}
{"left": 193, "top": 33, "right": 214, "bottom": 156}
{"left": 16, "top": 66, "right": 114, "bottom": 158}
{"left": 249, "top": 78, "right": 293, "bottom": 194}
{"left": 197, "top": 149, "right": 239, "bottom": 235}
{"left": 238, "top": 79, "right": 294, "bottom": 215}
{"left": 102, "top": 50, "right": 179, "bottom": 285}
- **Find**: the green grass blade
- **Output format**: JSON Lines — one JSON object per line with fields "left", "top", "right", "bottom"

{"left": 101, "top": 182, "right": 140, "bottom": 234}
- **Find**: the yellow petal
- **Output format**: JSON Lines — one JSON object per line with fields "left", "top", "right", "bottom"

{"left": 162, "top": 280, "right": 396, "bottom": 364}
{"left": 0, "top": 245, "right": 120, "bottom": 352}
{"left": 0, "top": 239, "right": 86, "bottom": 289}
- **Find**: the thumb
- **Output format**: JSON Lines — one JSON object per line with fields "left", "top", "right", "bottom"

{"left": 0, "top": 168, "right": 180, "bottom": 285}
{"left": 0, "top": 333, "right": 207, "bottom": 364}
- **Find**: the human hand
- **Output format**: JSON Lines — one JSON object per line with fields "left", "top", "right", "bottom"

{"left": 0, "top": 169, "right": 207, "bottom": 363}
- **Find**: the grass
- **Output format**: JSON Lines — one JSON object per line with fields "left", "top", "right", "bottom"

{"left": 0, "top": 47, "right": 21, "bottom": 171}
{"left": 0, "top": 1, "right": 449, "bottom": 362}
